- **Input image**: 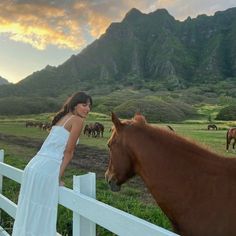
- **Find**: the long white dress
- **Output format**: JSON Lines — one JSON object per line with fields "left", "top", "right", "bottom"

{"left": 12, "top": 118, "right": 72, "bottom": 236}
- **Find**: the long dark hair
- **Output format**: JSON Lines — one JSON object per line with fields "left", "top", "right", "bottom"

{"left": 51, "top": 91, "right": 92, "bottom": 126}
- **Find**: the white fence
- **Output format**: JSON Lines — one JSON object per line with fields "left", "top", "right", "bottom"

{"left": 0, "top": 149, "right": 178, "bottom": 236}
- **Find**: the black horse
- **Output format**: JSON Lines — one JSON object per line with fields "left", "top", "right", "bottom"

{"left": 208, "top": 124, "right": 217, "bottom": 130}
{"left": 94, "top": 122, "right": 104, "bottom": 137}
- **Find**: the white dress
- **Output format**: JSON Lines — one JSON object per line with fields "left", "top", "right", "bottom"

{"left": 12, "top": 118, "right": 72, "bottom": 236}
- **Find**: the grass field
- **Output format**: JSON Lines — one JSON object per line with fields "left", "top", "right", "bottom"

{"left": 0, "top": 112, "right": 235, "bottom": 235}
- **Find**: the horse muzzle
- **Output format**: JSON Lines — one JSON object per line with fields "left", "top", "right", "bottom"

{"left": 108, "top": 179, "right": 121, "bottom": 192}
{"left": 105, "top": 172, "right": 121, "bottom": 192}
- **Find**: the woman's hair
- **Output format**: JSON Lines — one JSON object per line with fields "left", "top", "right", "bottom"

{"left": 51, "top": 91, "right": 92, "bottom": 126}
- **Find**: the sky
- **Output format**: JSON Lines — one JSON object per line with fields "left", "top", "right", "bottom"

{"left": 0, "top": 0, "right": 236, "bottom": 84}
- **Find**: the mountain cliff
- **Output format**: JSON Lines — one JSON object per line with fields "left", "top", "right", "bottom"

{"left": 0, "top": 7, "right": 235, "bottom": 119}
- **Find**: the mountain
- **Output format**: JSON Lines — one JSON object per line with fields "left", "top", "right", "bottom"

{"left": 0, "top": 7, "right": 235, "bottom": 119}
{"left": 0, "top": 76, "right": 9, "bottom": 85}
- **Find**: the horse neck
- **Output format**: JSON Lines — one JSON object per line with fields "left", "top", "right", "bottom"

{"left": 126, "top": 126, "right": 225, "bottom": 214}
{"left": 126, "top": 127, "right": 183, "bottom": 187}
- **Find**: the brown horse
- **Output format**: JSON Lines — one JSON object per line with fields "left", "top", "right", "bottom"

{"left": 84, "top": 122, "right": 104, "bottom": 138}
{"left": 226, "top": 127, "right": 236, "bottom": 151}
{"left": 105, "top": 113, "right": 236, "bottom": 236}
{"left": 94, "top": 122, "right": 104, "bottom": 137}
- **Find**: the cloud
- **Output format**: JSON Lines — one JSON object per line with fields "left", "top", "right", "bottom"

{"left": 0, "top": 0, "right": 87, "bottom": 50}
{"left": 0, "top": 0, "right": 235, "bottom": 50}
{"left": 157, "top": 0, "right": 236, "bottom": 20}
{"left": 0, "top": 0, "right": 160, "bottom": 50}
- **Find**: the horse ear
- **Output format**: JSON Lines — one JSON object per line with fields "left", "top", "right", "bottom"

{"left": 133, "top": 112, "right": 147, "bottom": 124}
{"left": 111, "top": 112, "right": 123, "bottom": 132}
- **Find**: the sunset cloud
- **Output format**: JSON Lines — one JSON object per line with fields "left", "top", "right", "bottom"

{"left": 0, "top": 0, "right": 89, "bottom": 50}
{"left": 0, "top": 0, "right": 163, "bottom": 50}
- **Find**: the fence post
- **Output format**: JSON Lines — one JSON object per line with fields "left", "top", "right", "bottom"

{"left": 73, "top": 172, "right": 96, "bottom": 236}
{"left": 0, "top": 149, "right": 4, "bottom": 223}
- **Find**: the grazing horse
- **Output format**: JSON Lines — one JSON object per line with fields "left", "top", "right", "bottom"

{"left": 83, "top": 123, "right": 95, "bottom": 137}
{"left": 226, "top": 127, "right": 236, "bottom": 151}
{"left": 83, "top": 122, "right": 104, "bottom": 138}
{"left": 94, "top": 122, "right": 104, "bottom": 138}
{"left": 83, "top": 124, "right": 90, "bottom": 136}
{"left": 105, "top": 112, "right": 236, "bottom": 236}
{"left": 207, "top": 124, "right": 217, "bottom": 130}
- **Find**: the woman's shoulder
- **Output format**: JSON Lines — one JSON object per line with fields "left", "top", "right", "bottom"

{"left": 71, "top": 115, "right": 84, "bottom": 125}
{"left": 69, "top": 116, "right": 84, "bottom": 134}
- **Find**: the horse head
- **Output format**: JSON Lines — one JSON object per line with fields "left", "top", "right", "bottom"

{"left": 105, "top": 112, "right": 146, "bottom": 192}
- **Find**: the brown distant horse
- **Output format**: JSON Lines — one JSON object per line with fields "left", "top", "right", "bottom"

{"left": 105, "top": 113, "right": 236, "bottom": 236}
{"left": 83, "top": 122, "right": 104, "bottom": 138}
{"left": 94, "top": 122, "right": 104, "bottom": 137}
{"left": 83, "top": 123, "right": 95, "bottom": 137}
{"left": 226, "top": 127, "right": 236, "bottom": 151}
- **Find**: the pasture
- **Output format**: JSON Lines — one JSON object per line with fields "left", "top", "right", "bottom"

{"left": 0, "top": 113, "right": 235, "bottom": 235}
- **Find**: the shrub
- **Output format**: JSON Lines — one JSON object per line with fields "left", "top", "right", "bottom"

{"left": 114, "top": 97, "right": 197, "bottom": 122}
{"left": 216, "top": 105, "right": 236, "bottom": 120}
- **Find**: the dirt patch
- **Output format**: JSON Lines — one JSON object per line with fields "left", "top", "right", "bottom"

{"left": 0, "top": 132, "right": 109, "bottom": 176}
{"left": 73, "top": 143, "right": 109, "bottom": 177}
{"left": 0, "top": 133, "right": 42, "bottom": 149}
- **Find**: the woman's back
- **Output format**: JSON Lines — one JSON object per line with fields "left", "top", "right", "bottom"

{"left": 37, "top": 125, "right": 70, "bottom": 161}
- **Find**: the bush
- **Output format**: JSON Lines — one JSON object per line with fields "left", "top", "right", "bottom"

{"left": 114, "top": 97, "right": 197, "bottom": 122}
{"left": 0, "top": 97, "right": 60, "bottom": 115}
{"left": 216, "top": 105, "right": 236, "bottom": 120}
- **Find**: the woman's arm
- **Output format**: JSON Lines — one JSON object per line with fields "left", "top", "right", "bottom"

{"left": 59, "top": 117, "right": 84, "bottom": 183}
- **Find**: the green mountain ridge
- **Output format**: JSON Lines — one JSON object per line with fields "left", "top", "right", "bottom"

{"left": 0, "top": 7, "right": 235, "bottom": 120}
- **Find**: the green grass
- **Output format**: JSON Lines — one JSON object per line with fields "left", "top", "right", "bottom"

{"left": 0, "top": 113, "right": 236, "bottom": 235}
{"left": 154, "top": 123, "right": 235, "bottom": 157}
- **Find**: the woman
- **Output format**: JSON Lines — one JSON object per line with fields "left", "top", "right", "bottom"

{"left": 12, "top": 91, "right": 92, "bottom": 236}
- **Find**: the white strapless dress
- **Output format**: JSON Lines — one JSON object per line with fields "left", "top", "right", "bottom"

{"left": 12, "top": 125, "right": 70, "bottom": 236}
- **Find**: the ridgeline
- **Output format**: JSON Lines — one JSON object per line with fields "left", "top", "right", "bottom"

{"left": 0, "top": 7, "right": 236, "bottom": 121}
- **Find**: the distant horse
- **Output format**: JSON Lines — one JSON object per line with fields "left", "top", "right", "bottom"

{"left": 25, "top": 121, "right": 35, "bottom": 128}
{"left": 83, "top": 123, "right": 95, "bottom": 137}
{"left": 226, "top": 127, "right": 236, "bottom": 151}
{"left": 207, "top": 124, "right": 217, "bottom": 130}
{"left": 105, "top": 112, "right": 236, "bottom": 236}
{"left": 94, "top": 122, "right": 104, "bottom": 138}
{"left": 83, "top": 122, "right": 104, "bottom": 138}
{"left": 83, "top": 124, "right": 89, "bottom": 136}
